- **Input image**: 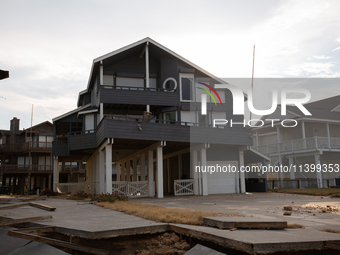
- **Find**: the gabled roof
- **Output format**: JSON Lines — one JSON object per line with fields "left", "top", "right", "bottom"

{"left": 81, "top": 37, "right": 247, "bottom": 97}
{"left": 53, "top": 104, "right": 92, "bottom": 122}
{"left": 0, "top": 129, "right": 10, "bottom": 136}
{"left": 24, "top": 121, "right": 53, "bottom": 132}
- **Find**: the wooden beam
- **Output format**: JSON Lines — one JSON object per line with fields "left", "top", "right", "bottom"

{"left": 8, "top": 228, "right": 109, "bottom": 255}
{"left": 0, "top": 215, "right": 52, "bottom": 227}
{"left": 29, "top": 202, "right": 56, "bottom": 211}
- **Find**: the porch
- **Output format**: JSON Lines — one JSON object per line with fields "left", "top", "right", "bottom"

{"left": 254, "top": 136, "right": 340, "bottom": 156}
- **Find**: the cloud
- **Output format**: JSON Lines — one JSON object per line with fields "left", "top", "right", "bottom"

{"left": 313, "top": 55, "right": 333, "bottom": 59}
{"left": 332, "top": 46, "right": 340, "bottom": 52}
{"left": 284, "top": 62, "right": 340, "bottom": 77}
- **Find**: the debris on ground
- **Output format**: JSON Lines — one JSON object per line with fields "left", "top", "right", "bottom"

{"left": 283, "top": 212, "right": 291, "bottom": 216}
{"left": 136, "top": 232, "right": 190, "bottom": 255}
{"left": 283, "top": 206, "right": 292, "bottom": 211}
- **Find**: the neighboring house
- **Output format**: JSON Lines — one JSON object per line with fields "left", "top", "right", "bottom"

{"left": 52, "top": 37, "right": 266, "bottom": 197}
{"left": 253, "top": 95, "right": 340, "bottom": 188}
{"left": 0, "top": 118, "right": 53, "bottom": 194}
{"left": 0, "top": 69, "right": 9, "bottom": 80}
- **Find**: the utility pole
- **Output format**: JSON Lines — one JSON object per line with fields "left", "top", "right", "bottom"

{"left": 250, "top": 44, "right": 255, "bottom": 121}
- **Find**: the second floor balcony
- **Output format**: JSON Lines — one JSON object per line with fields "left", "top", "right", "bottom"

{"left": 99, "top": 85, "right": 179, "bottom": 106}
{"left": 59, "top": 115, "right": 252, "bottom": 154}
{"left": 0, "top": 141, "right": 52, "bottom": 154}
{"left": 255, "top": 136, "right": 340, "bottom": 156}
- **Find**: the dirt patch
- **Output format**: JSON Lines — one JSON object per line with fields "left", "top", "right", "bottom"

{"left": 323, "top": 228, "right": 340, "bottom": 234}
{"left": 136, "top": 232, "right": 190, "bottom": 255}
{"left": 96, "top": 201, "right": 243, "bottom": 225}
{"left": 287, "top": 224, "right": 305, "bottom": 229}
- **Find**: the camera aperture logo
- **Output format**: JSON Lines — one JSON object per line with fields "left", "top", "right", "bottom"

{"left": 198, "top": 84, "right": 312, "bottom": 128}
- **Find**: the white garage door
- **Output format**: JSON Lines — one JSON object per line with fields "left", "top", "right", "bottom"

{"left": 207, "top": 161, "right": 238, "bottom": 194}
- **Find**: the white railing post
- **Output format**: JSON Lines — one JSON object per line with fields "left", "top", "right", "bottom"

{"left": 291, "top": 140, "right": 294, "bottom": 152}
{"left": 315, "top": 136, "right": 318, "bottom": 149}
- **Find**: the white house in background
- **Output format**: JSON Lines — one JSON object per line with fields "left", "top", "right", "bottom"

{"left": 253, "top": 95, "right": 340, "bottom": 188}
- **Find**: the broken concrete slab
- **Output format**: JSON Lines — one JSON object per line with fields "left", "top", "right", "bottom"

{"left": 203, "top": 217, "right": 287, "bottom": 229}
{"left": 170, "top": 224, "right": 340, "bottom": 254}
{"left": 0, "top": 227, "right": 31, "bottom": 255}
{"left": 184, "top": 244, "right": 226, "bottom": 255}
{"left": 7, "top": 241, "right": 71, "bottom": 255}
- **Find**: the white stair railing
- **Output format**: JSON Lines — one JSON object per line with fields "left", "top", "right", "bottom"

{"left": 174, "top": 179, "right": 194, "bottom": 196}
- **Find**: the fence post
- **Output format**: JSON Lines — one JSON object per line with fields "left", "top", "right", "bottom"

{"left": 297, "top": 179, "right": 300, "bottom": 189}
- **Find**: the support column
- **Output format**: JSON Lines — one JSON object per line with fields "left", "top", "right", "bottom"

{"left": 133, "top": 157, "right": 137, "bottom": 181}
{"left": 167, "top": 158, "right": 170, "bottom": 194}
{"left": 126, "top": 160, "right": 131, "bottom": 182}
{"left": 200, "top": 148, "right": 208, "bottom": 196}
{"left": 116, "top": 161, "right": 120, "bottom": 181}
{"left": 48, "top": 174, "right": 52, "bottom": 190}
{"left": 178, "top": 154, "right": 182, "bottom": 179}
{"left": 289, "top": 157, "right": 295, "bottom": 180}
{"left": 99, "top": 149, "right": 105, "bottom": 194}
{"left": 156, "top": 146, "right": 163, "bottom": 198}
{"left": 148, "top": 151, "right": 155, "bottom": 197}
{"left": 239, "top": 150, "right": 246, "bottom": 193}
{"left": 105, "top": 144, "right": 112, "bottom": 194}
{"left": 315, "top": 155, "right": 323, "bottom": 188}
{"left": 140, "top": 153, "right": 146, "bottom": 181}
{"left": 191, "top": 150, "right": 199, "bottom": 195}
{"left": 53, "top": 156, "right": 59, "bottom": 192}
{"left": 301, "top": 121, "right": 306, "bottom": 148}
{"left": 100, "top": 103, "right": 104, "bottom": 121}
{"left": 326, "top": 123, "right": 331, "bottom": 148}
{"left": 121, "top": 162, "right": 126, "bottom": 181}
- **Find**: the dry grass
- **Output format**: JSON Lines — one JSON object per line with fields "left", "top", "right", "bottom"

{"left": 287, "top": 224, "right": 305, "bottom": 229}
{"left": 270, "top": 188, "right": 340, "bottom": 197}
{"left": 323, "top": 228, "right": 340, "bottom": 234}
{"left": 96, "top": 201, "right": 242, "bottom": 225}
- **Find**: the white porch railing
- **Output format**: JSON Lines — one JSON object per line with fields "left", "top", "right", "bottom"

{"left": 255, "top": 136, "right": 340, "bottom": 156}
{"left": 174, "top": 179, "right": 194, "bottom": 196}
{"left": 56, "top": 182, "right": 92, "bottom": 195}
{"left": 112, "top": 181, "right": 128, "bottom": 196}
{"left": 112, "top": 181, "right": 149, "bottom": 198}
{"left": 128, "top": 181, "right": 148, "bottom": 198}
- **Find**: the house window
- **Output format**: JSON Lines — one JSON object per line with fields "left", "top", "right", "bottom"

{"left": 180, "top": 73, "right": 194, "bottom": 101}
{"left": 164, "top": 112, "right": 177, "bottom": 124}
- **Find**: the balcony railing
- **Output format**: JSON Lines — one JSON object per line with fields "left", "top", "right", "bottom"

{"left": 101, "top": 85, "right": 178, "bottom": 92}
{"left": 0, "top": 141, "right": 52, "bottom": 153}
{"left": 59, "top": 165, "right": 86, "bottom": 173}
{"left": 255, "top": 136, "right": 340, "bottom": 156}
{"left": 0, "top": 164, "right": 52, "bottom": 173}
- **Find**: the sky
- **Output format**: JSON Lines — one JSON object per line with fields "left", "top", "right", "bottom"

{"left": 0, "top": 0, "right": 340, "bottom": 129}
